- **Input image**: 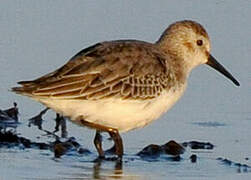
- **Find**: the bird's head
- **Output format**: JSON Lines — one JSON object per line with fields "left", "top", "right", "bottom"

{"left": 157, "top": 20, "right": 239, "bottom": 86}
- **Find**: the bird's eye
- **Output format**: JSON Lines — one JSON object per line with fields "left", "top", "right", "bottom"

{"left": 197, "top": 40, "right": 203, "bottom": 46}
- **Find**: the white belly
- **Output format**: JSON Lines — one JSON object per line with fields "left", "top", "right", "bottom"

{"left": 36, "top": 84, "right": 186, "bottom": 132}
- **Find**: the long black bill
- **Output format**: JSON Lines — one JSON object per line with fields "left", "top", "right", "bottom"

{"left": 206, "top": 54, "right": 240, "bottom": 86}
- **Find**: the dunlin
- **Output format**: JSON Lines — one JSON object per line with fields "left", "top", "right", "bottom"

{"left": 12, "top": 20, "right": 240, "bottom": 159}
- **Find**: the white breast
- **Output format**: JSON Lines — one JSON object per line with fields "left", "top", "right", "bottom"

{"left": 36, "top": 84, "right": 186, "bottom": 132}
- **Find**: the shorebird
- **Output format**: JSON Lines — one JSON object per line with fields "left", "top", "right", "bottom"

{"left": 12, "top": 20, "right": 240, "bottom": 159}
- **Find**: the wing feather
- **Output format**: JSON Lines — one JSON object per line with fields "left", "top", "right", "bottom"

{"left": 13, "top": 40, "right": 172, "bottom": 100}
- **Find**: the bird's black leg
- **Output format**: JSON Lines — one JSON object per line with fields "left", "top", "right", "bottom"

{"left": 79, "top": 118, "right": 124, "bottom": 159}
{"left": 94, "top": 130, "right": 105, "bottom": 159}
{"left": 108, "top": 129, "right": 123, "bottom": 159}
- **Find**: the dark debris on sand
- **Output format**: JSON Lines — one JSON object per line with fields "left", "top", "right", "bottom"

{"left": 53, "top": 137, "right": 90, "bottom": 158}
{"left": 182, "top": 141, "right": 214, "bottom": 150}
{"left": 137, "top": 140, "right": 216, "bottom": 162}
{"left": 0, "top": 103, "right": 88, "bottom": 158}
{"left": 0, "top": 129, "right": 90, "bottom": 157}
{"left": 53, "top": 113, "right": 68, "bottom": 138}
{"left": 28, "top": 109, "right": 68, "bottom": 139}
{"left": 137, "top": 140, "right": 185, "bottom": 160}
{"left": 1, "top": 102, "right": 19, "bottom": 122}
{"left": 0, "top": 102, "right": 20, "bottom": 130}
{"left": 217, "top": 157, "right": 251, "bottom": 173}
{"left": 28, "top": 108, "right": 49, "bottom": 130}
{"left": 0, "top": 130, "right": 49, "bottom": 149}
{"left": 137, "top": 140, "right": 215, "bottom": 158}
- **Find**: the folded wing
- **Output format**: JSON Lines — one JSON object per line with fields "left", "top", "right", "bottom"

{"left": 13, "top": 40, "right": 171, "bottom": 100}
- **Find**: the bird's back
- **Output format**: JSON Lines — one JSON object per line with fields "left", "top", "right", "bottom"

{"left": 12, "top": 40, "right": 177, "bottom": 100}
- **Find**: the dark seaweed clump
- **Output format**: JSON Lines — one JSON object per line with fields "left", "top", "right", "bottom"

{"left": 137, "top": 140, "right": 185, "bottom": 161}
{"left": 182, "top": 141, "right": 214, "bottom": 150}
{"left": 0, "top": 130, "right": 49, "bottom": 149}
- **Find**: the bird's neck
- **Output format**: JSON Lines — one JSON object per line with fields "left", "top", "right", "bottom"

{"left": 156, "top": 40, "right": 195, "bottom": 84}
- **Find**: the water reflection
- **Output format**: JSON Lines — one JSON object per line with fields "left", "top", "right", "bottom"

{"left": 67, "top": 158, "right": 142, "bottom": 180}
{"left": 93, "top": 159, "right": 123, "bottom": 179}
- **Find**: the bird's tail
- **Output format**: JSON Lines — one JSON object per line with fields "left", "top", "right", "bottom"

{"left": 12, "top": 84, "right": 35, "bottom": 97}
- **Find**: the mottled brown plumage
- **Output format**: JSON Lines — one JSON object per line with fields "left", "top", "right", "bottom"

{"left": 14, "top": 40, "right": 180, "bottom": 100}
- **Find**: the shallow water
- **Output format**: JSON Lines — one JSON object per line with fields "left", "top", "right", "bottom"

{"left": 0, "top": 1, "right": 251, "bottom": 180}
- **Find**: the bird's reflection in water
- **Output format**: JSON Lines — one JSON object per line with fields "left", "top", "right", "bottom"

{"left": 66, "top": 157, "right": 141, "bottom": 179}
{"left": 93, "top": 158, "right": 123, "bottom": 179}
